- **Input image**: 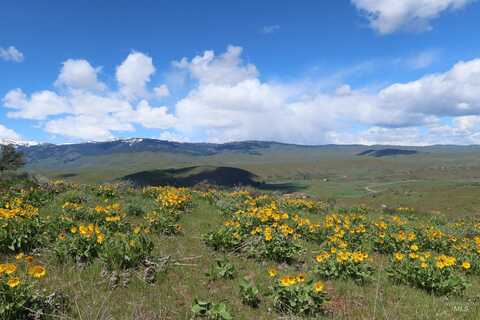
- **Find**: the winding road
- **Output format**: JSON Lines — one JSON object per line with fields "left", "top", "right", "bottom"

{"left": 364, "top": 180, "right": 420, "bottom": 194}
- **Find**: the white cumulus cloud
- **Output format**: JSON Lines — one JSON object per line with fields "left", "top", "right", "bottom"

{"left": 55, "top": 59, "right": 106, "bottom": 91}
{"left": 3, "top": 89, "right": 69, "bottom": 120}
{"left": 352, "top": 0, "right": 476, "bottom": 34}
{"left": 2, "top": 52, "right": 177, "bottom": 141}
{"left": 174, "top": 45, "right": 258, "bottom": 86}
{"left": 4, "top": 46, "right": 480, "bottom": 145}
{"left": 116, "top": 51, "right": 156, "bottom": 100}
{"left": 171, "top": 46, "right": 480, "bottom": 144}
{"left": 0, "top": 46, "right": 24, "bottom": 62}
{"left": 0, "top": 124, "right": 22, "bottom": 141}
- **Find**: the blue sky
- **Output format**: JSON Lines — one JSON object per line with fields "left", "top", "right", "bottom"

{"left": 1, "top": 0, "right": 480, "bottom": 145}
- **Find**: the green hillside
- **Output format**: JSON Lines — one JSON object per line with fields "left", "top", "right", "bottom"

{"left": 19, "top": 140, "right": 480, "bottom": 217}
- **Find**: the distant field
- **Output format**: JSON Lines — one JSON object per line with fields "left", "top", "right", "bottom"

{"left": 25, "top": 143, "right": 480, "bottom": 218}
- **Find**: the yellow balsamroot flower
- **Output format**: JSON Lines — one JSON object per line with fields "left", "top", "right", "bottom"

{"left": 337, "top": 240, "right": 348, "bottom": 249}
{"left": 315, "top": 252, "right": 330, "bottom": 263}
{"left": 7, "top": 277, "right": 21, "bottom": 288}
{"left": 96, "top": 233, "right": 105, "bottom": 244}
{"left": 105, "top": 215, "right": 119, "bottom": 222}
{"left": 79, "top": 224, "right": 89, "bottom": 236}
{"left": 420, "top": 262, "right": 428, "bottom": 269}
{"left": 313, "top": 281, "right": 325, "bottom": 293}
{"left": 462, "top": 261, "right": 471, "bottom": 270}
{"left": 95, "top": 205, "right": 106, "bottom": 214}
{"left": 410, "top": 244, "right": 419, "bottom": 252}
{"left": 268, "top": 268, "right": 277, "bottom": 277}
{"left": 70, "top": 226, "right": 78, "bottom": 234}
{"left": 264, "top": 226, "right": 272, "bottom": 241}
{"left": 394, "top": 252, "right": 405, "bottom": 262}
{"left": 296, "top": 273, "right": 305, "bottom": 283}
{"left": 409, "top": 252, "right": 419, "bottom": 260}
{"left": 352, "top": 252, "right": 368, "bottom": 263}
{"left": 375, "top": 221, "right": 387, "bottom": 230}
{"left": 336, "top": 251, "right": 351, "bottom": 263}
{"left": 251, "top": 226, "right": 262, "bottom": 235}
{"left": 435, "top": 255, "right": 456, "bottom": 269}
{"left": 280, "top": 275, "right": 297, "bottom": 287}
{"left": 280, "top": 276, "right": 291, "bottom": 286}
{"left": 279, "top": 224, "right": 294, "bottom": 236}
{"left": 28, "top": 265, "right": 46, "bottom": 278}
{"left": 395, "top": 231, "right": 406, "bottom": 241}
{"left": 407, "top": 232, "right": 416, "bottom": 241}
{"left": 0, "top": 263, "right": 17, "bottom": 275}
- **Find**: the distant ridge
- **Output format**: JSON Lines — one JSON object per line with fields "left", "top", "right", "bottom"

{"left": 8, "top": 138, "right": 480, "bottom": 170}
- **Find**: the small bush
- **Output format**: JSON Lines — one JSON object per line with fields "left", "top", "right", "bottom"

{"left": 239, "top": 278, "right": 260, "bottom": 307}
{"left": 270, "top": 272, "right": 328, "bottom": 316}
{"left": 207, "top": 258, "right": 235, "bottom": 280}
{"left": 191, "top": 299, "right": 232, "bottom": 320}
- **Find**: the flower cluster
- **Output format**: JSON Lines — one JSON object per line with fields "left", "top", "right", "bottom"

{"left": 269, "top": 269, "right": 328, "bottom": 316}
{"left": 387, "top": 250, "right": 468, "bottom": 295}
{"left": 205, "top": 197, "right": 304, "bottom": 262}
{"left": 0, "top": 255, "right": 52, "bottom": 319}
{"left": 313, "top": 249, "right": 374, "bottom": 284}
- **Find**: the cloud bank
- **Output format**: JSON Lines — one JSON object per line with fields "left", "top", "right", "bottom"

{"left": 3, "top": 46, "right": 480, "bottom": 145}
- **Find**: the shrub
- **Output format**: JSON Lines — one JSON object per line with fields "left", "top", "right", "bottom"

{"left": 207, "top": 258, "right": 236, "bottom": 280}
{"left": 99, "top": 229, "right": 153, "bottom": 270}
{"left": 239, "top": 278, "right": 260, "bottom": 307}
{"left": 0, "top": 258, "right": 67, "bottom": 320}
{"left": 191, "top": 299, "right": 232, "bottom": 320}
{"left": 124, "top": 198, "right": 146, "bottom": 217}
{"left": 145, "top": 211, "right": 182, "bottom": 235}
{"left": 386, "top": 251, "right": 468, "bottom": 295}
{"left": 0, "top": 203, "right": 44, "bottom": 253}
{"left": 0, "top": 145, "right": 25, "bottom": 172}
{"left": 270, "top": 272, "right": 328, "bottom": 316}
{"left": 53, "top": 223, "right": 105, "bottom": 263}
{"left": 313, "top": 249, "right": 375, "bottom": 284}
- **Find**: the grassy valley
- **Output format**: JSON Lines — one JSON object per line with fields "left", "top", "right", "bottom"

{"left": 1, "top": 140, "right": 479, "bottom": 319}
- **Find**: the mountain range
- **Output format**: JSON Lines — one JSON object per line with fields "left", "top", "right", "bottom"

{"left": 3, "top": 138, "right": 480, "bottom": 185}
{"left": 3, "top": 138, "right": 480, "bottom": 164}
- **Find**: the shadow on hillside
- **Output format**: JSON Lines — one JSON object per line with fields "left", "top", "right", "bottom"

{"left": 121, "top": 166, "right": 304, "bottom": 193}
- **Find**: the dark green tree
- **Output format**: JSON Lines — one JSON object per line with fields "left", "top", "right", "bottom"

{"left": 0, "top": 144, "right": 26, "bottom": 171}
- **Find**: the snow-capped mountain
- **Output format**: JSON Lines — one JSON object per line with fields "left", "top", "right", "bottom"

{"left": 0, "top": 138, "right": 39, "bottom": 147}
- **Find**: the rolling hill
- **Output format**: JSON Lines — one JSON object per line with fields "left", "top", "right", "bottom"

{"left": 4, "top": 138, "right": 480, "bottom": 216}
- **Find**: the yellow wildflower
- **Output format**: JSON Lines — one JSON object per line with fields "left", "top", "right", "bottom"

{"left": 313, "top": 281, "right": 324, "bottom": 293}
{"left": 7, "top": 277, "right": 21, "bottom": 288}
{"left": 28, "top": 265, "right": 46, "bottom": 278}
{"left": 268, "top": 268, "right": 277, "bottom": 277}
